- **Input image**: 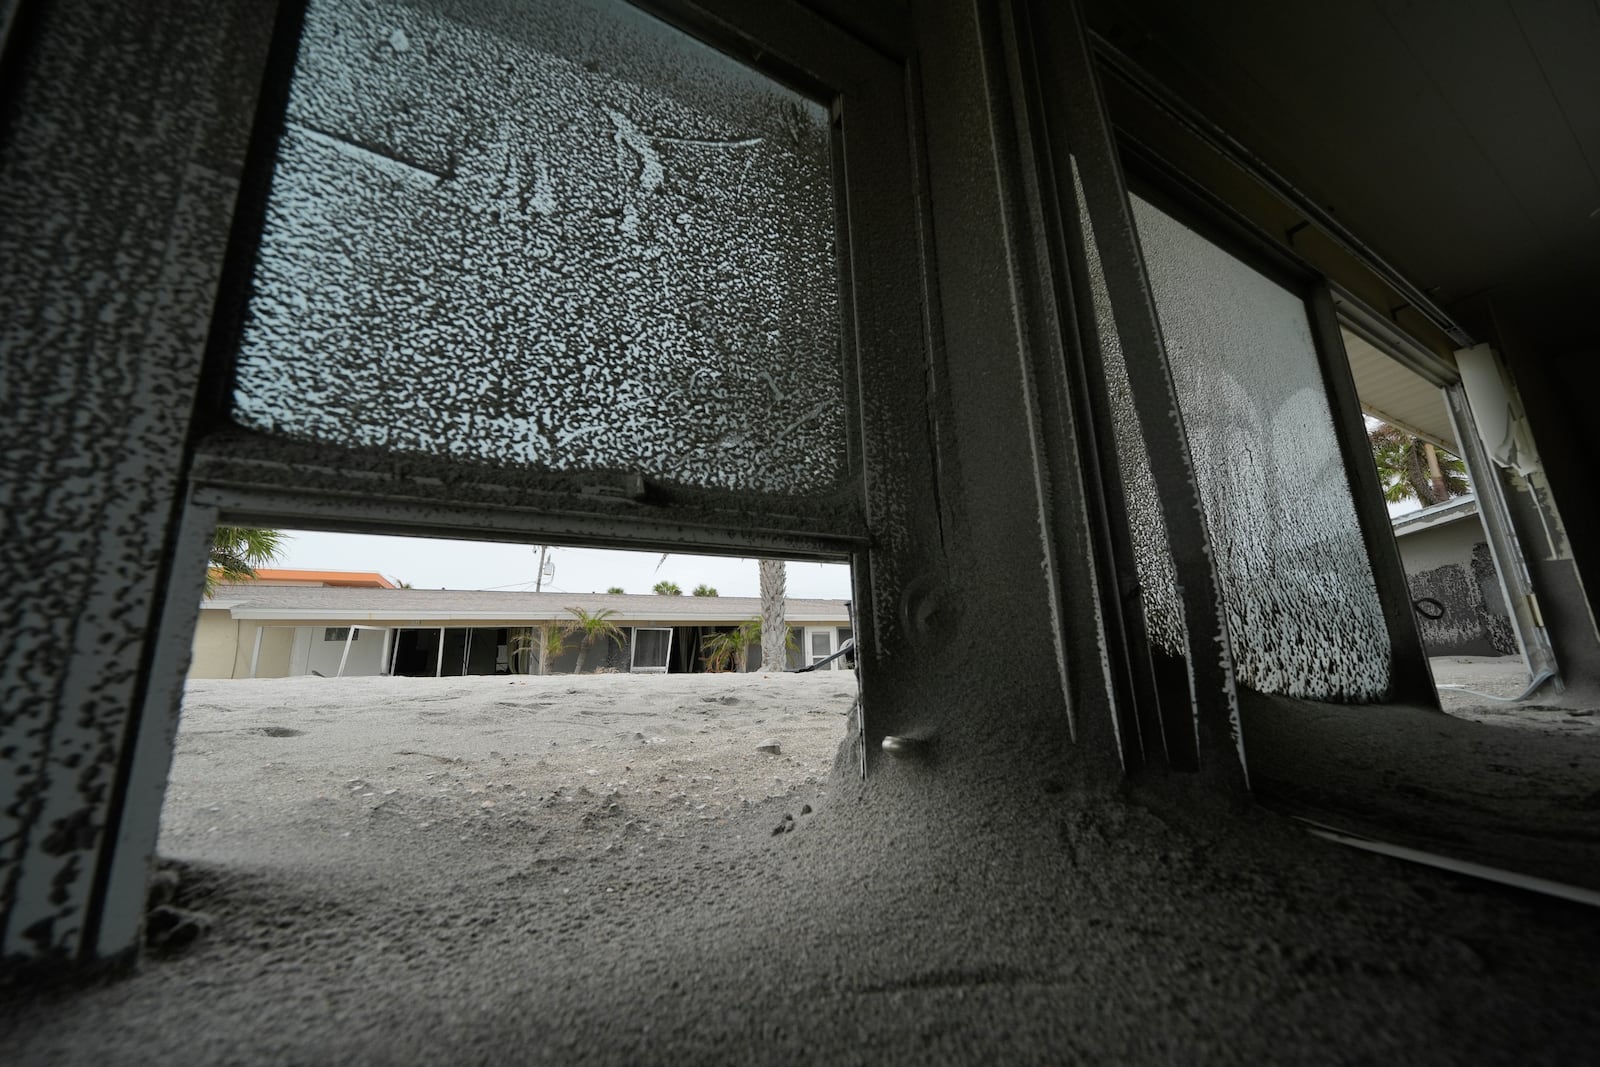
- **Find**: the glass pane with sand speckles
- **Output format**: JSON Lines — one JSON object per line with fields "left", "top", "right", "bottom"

{"left": 232, "top": 0, "right": 842, "bottom": 494}
{"left": 1091, "top": 189, "right": 1390, "bottom": 701}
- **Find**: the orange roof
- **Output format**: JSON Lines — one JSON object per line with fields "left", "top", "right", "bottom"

{"left": 231, "top": 569, "right": 398, "bottom": 588}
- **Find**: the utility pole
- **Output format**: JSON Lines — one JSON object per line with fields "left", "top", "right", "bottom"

{"left": 535, "top": 545, "right": 549, "bottom": 593}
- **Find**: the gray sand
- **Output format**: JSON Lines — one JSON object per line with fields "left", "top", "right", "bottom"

{"left": 4, "top": 669, "right": 1599, "bottom": 1064}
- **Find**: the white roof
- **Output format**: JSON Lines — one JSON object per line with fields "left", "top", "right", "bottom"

{"left": 205, "top": 586, "right": 852, "bottom": 626}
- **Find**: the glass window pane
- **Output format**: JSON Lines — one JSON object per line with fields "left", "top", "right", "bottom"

{"left": 631, "top": 627, "right": 671, "bottom": 670}
{"left": 1132, "top": 193, "right": 1390, "bottom": 700}
{"left": 233, "top": 0, "right": 843, "bottom": 494}
{"left": 1078, "top": 178, "right": 1391, "bottom": 701}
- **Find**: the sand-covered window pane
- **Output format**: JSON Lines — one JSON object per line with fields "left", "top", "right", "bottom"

{"left": 232, "top": 0, "right": 843, "bottom": 494}
{"left": 1079, "top": 182, "right": 1390, "bottom": 701}
{"left": 1131, "top": 194, "right": 1390, "bottom": 700}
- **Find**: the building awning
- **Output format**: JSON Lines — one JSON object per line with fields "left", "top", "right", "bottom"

{"left": 1342, "top": 327, "right": 1459, "bottom": 454}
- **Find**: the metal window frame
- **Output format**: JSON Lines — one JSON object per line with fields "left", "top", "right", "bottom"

{"left": 1005, "top": 0, "right": 1246, "bottom": 787}
{"left": 1333, "top": 286, "right": 1558, "bottom": 686}
{"left": 92, "top": 0, "right": 944, "bottom": 965}
{"left": 629, "top": 627, "right": 674, "bottom": 674}
{"left": 188, "top": 0, "right": 875, "bottom": 552}
{"left": 1115, "top": 143, "right": 1440, "bottom": 711}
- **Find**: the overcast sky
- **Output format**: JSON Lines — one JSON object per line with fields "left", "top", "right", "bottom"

{"left": 274, "top": 529, "right": 854, "bottom": 600}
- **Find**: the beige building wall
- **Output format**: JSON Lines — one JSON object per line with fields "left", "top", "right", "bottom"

{"left": 189, "top": 610, "right": 241, "bottom": 679}
{"left": 189, "top": 616, "right": 305, "bottom": 679}
{"left": 249, "top": 625, "right": 297, "bottom": 678}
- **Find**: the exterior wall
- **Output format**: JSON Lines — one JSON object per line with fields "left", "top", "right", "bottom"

{"left": 195, "top": 617, "right": 850, "bottom": 677}
{"left": 1396, "top": 519, "right": 1516, "bottom": 658}
{"left": 303, "top": 627, "right": 388, "bottom": 678}
{"left": 249, "top": 626, "right": 297, "bottom": 679}
{"left": 288, "top": 628, "right": 314, "bottom": 677}
{"left": 188, "top": 611, "right": 241, "bottom": 679}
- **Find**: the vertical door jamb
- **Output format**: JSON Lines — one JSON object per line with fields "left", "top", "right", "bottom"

{"left": 1443, "top": 382, "right": 1561, "bottom": 686}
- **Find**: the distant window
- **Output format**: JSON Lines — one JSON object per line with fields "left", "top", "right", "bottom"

{"left": 809, "top": 629, "right": 832, "bottom": 668}
{"left": 631, "top": 628, "right": 672, "bottom": 673}
{"left": 324, "top": 627, "right": 358, "bottom": 642}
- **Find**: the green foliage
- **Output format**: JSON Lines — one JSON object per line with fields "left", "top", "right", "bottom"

{"left": 701, "top": 620, "right": 760, "bottom": 673}
{"left": 701, "top": 619, "right": 797, "bottom": 673}
{"left": 206, "top": 526, "right": 285, "bottom": 596}
{"left": 692, "top": 584, "right": 719, "bottom": 597}
{"left": 1368, "top": 423, "right": 1469, "bottom": 507}
{"left": 509, "top": 624, "right": 565, "bottom": 674}
{"left": 606, "top": 586, "right": 625, "bottom": 594}
{"left": 564, "top": 607, "right": 625, "bottom": 673}
{"left": 652, "top": 580, "right": 682, "bottom": 596}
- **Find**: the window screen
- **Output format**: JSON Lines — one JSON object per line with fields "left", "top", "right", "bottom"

{"left": 233, "top": 0, "right": 844, "bottom": 494}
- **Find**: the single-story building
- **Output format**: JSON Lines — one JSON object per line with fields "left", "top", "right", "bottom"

{"left": 190, "top": 584, "right": 854, "bottom": 679}
{"left": 1392, "top": 494, "right": 1517, "bottom": 658}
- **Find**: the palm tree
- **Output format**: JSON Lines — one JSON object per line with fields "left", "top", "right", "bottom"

{"left": 701, "top": 619, "right": 797, "bottom": 673}
{"left": 758, "top": 559, "right": 787, "bottom": 671}
{"left": 692, "top": 584, "right": 719, "bottom": 597}
{"left": 702, "top": 620, "right": 760, "bottom": 673}
{"left": 653, "top": 580, "right": 682, "bottom": 596}
{"left": 206, "top": 526, "right": 284, "bottom": 596}
{"left": 509, "top": 623, "right": 565, "bottom": 674}
{"left": 564, "top": 607, "right": 625, "bottom": 673}
{"left": 1368, "top": 423, "right": 1469, "bottom": 507}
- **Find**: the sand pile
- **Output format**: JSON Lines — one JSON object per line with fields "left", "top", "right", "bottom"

{"left": 4, "top": 671, "right": 1599, "bottom": 1064}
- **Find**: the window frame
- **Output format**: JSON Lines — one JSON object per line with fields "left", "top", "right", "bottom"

{"left": 187, "top": 0, "right": 905, "bottom": 558}
{"left": 629, "top": 626, "right": 674, "bottom": 674}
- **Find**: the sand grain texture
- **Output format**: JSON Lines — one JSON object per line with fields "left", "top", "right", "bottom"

{"left": 4, "top": 671, "right": 1599, "bottom": 1064}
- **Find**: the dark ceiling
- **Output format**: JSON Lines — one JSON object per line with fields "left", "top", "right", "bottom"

{"left": 1082, "top": 0, "right": 1600, "bottom": 353}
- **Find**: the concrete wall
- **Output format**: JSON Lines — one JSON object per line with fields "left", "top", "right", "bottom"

{"left": 1397, "top": 521, "right": 1516, "bottom": 658}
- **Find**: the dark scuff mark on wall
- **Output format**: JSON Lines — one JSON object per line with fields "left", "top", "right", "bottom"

{"left": 1406, "top": 551, "right": 1516, "bottom": 658}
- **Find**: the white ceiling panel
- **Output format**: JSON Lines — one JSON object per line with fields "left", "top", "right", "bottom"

{"left": 1340, "top": 327, "right": 1458, "bottom": 454}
